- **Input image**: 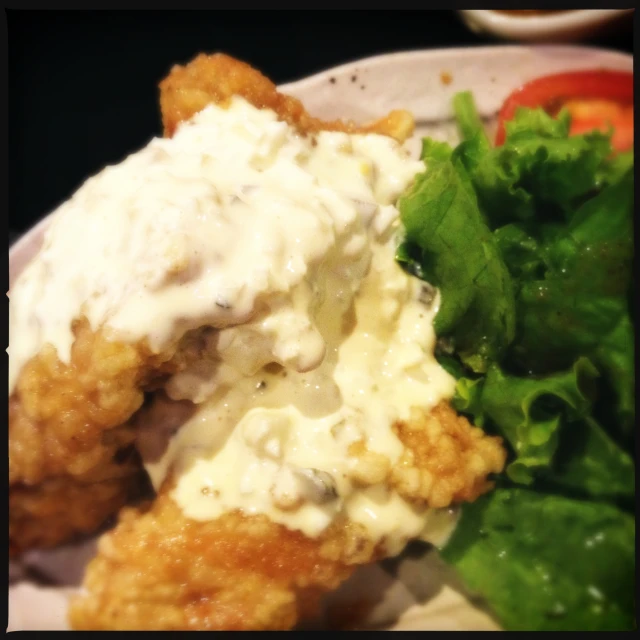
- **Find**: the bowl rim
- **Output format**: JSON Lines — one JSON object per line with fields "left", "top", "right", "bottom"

{"left": 458, "top": 9, "right": 634, "bottom": 39}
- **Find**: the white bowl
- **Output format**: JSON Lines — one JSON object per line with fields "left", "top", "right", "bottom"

{"left": 8, "top": 44, "right": 634, "bottom": 632}
{"left": 458, "top": 9, "right": 634, "bottom": 43}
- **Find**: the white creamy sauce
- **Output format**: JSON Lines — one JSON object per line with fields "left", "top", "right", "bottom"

{"left": 9, "top": 97, "right": 457, "bottom": 552}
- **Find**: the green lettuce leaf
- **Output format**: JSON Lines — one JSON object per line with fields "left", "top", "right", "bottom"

{"left": 549, "top": 415, "right": 635, "bottom": 504}
{"left": 595, "top": 149, "right": 634, "bottom": 188}
{"left": 453, "top": 90, "right": 491, "bottom": 147}
{"left": 401, "top": 92, "right": 635, "bottom": 632}
{"left": 481, "top": 358, "right": 599, "bottom": 484}
{"left": 509, "top": 171, "right": 634, "bottom": 421}
{"left": 451, "top": 375, "right": 486, "bottom": 428}
{"left": 441, "top": 488, "right": 636, "bottom": 631}
{"left": 504, "top": 106, "right": 573, "bottom": 140}
{"left": 543, "top": 169, "right": 633, "bottom": 297}
{"left": 471, "top": 108, "right": 613, "bottom": 227}
{"left": 592, "top": 312, "right": 636, "bottom": 441}
{"left": 399, "top": 140, "right": 515, "bottom": 372}
{"left": 480, "top": 358, "right": 634, "bottom": 500}
{"left": 492, "top": 223, "right": 544, "bottom": 280}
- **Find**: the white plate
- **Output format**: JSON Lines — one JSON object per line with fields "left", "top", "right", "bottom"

{"left": 8, "top": 45, "right": 633, "bottom": 632}
{"left": 458, "top": 9, "right": 634, "bottom": 43}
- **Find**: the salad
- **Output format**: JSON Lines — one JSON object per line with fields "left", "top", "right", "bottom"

{"left": 397, "top": 78, "right": 635, "bottom": 631}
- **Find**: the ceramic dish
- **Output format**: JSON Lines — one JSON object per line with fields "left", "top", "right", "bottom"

{"left": 8, "top": 44, "right": 633, "bottom": 631}
{"left": 458, "top": 9, "right": 634, "bottom": 43}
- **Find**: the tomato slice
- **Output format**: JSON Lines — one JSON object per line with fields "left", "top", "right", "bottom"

{"left": 495, "top": 70, "right": 634, "bottom": 151}
{"left": 563, "top": 99, "right": 634, "bottom": 152}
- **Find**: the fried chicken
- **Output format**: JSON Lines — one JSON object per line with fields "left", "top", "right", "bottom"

{"left": 391, "top": 403, "right": 505, "bottom": 508}
{"left": 8, "top": 54, "right": 416, "bottom": 556}
{"left": 9, "top": 320, "right": 148, "bottom": 555}
{"left": 159, "top": 53, "right": 415, "bottom": 141}
{"left": 69, "top": 403, "right": 505, "bottom": 631}
{"left": 9, "top": 320, "right": 221, "bottom": 554}
{"left": 9, "top": 53, "right": 507, "bottom": 632}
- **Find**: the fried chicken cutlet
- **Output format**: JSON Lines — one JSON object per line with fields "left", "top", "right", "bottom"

{"left": 70, "top": 404, "right": 504, "bottom": 631}
{"left": 159, "top": 53, "right": 415, "bottom": 140}
{"left": 9, "top": 53, "right": 506, "bottom": 632}
{"left": 8, "top": 54, "right": 416, "bottom": 556}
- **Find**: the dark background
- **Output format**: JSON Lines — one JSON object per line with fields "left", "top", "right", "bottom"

{"left": 7, "top": 10, "right": 634, "bottom": 240}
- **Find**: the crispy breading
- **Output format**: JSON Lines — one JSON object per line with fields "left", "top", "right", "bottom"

{"left": 68, "top": 494, "right": 362, "bottom": 631}
{"left": 391, "top": 403, "right": 506, "bottom": 508}
{"left": 9, "top": 475, "right": 135, "bottom": 557}
{"left": 10, "top": 322, "right": 141, "bottom": 488}
{"left": 8, "top": 319, "right": 211, "bottom": 555}
{"left": 69, "top": 404, "right": 505, "bottom": 631}
{"left": 159, "top": 53, "right": 415, "bottom": 142}
{"left": 9, "top": 321, "right": 142, "bottom": 555}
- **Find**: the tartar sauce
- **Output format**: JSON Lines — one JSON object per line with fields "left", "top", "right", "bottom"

{"left": 9, "top": 96, "right": 457, "bottom": 553}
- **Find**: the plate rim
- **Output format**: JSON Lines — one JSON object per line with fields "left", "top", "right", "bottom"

{"left": 8, "top": 42, "right": 636, "bottom": 631}
{"left": 279, "top": 43, "right": 632, "bottom": 91}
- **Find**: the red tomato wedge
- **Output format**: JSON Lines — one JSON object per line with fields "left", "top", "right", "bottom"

{"left": 495, "top": 70, "right": 634, "bottom": 152}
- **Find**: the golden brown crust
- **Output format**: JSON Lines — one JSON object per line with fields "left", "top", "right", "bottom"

{"left": 159, "top": 53, "right": 415, "bottom": 142}
{"left": 9, "top": 475, "right": 135, "bottom": 557}
{"left": 69, "top": 405, "right": 505, "bottom": 631}
{"left": 10, "top": 322, "right": 142, "bottom": 487}
{"left": 9, "top": 323, "right": 141, "bottom": 554}
{"left": 69, "top": 493, "right": 362, "bottom": 631}
{"left": 391, "top": 403, "right": 506, "bottom": 508}
{"left": 346, "top": 402, "right": 506, "bottom": 509}
{"left": 8, "top": 319, "right": 206, "bottom": 555}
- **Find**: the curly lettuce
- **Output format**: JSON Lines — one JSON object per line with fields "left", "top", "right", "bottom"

{"left": 398, "top": 92, "right": 635, "bottom": 631}
{"left": 441, "top": 488, "right": 635, "bottom": 631}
